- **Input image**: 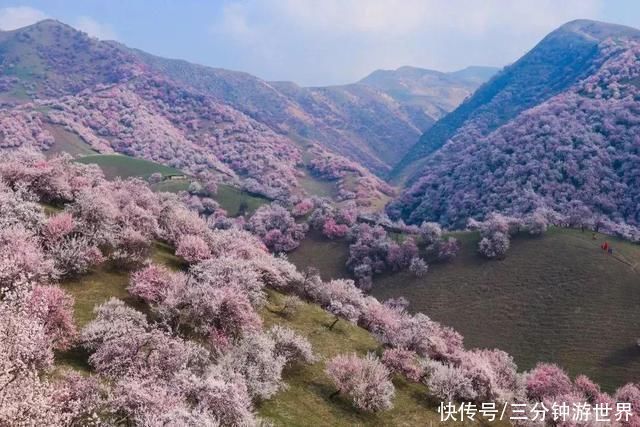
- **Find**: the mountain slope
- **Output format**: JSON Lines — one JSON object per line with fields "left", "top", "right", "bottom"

{"left": 447, "top": 65, "right": 500, "bottom": 84}
{"left": 0, "top": 19, "right": 495, "bottom": 206}
{"left": 268, "top": 80, "right": 423, "bottom": 167}
{"left": 0, "top": 19, "right": 135, "bottom": 99}
{"left": 0, "top": 20, "right": 396, "bottom": 204}
{"left": 289, "top": 227, "right": 640, "bottom": 391}
{"left": 393, "top": 19, "right": 640, "bottom": 181}
{"left": 388, "top": 20, "right": 640, "bottom": 235}
{"left": 359, "top": 65, "right": 499, "bottom": 130}
{"left": 135, "top": 52, "right": 494, "bottom": 173}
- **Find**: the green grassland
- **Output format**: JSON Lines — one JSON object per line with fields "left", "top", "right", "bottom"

{"left": 258, "top": 290, "right": 462, "bottom": 426}
{"left": 150, "top": 179, "right": 192, "bottom": 193}
{"left": 152, "top": 180, "right": 270, "bottom": 217}
{"left": 56, "top": 243, "right": 182, "bottom": 372}
{"left": 288, "top": 227, "right": 640, "bottom": 392}
{"left": 298, "top": 172, "right": 338, "bottom": 199}
{"left": 59, "top": 242, "right": 181, "bottom": 329}
{"left": 287, "top": 230, "right": 350, "bottom": 281}
{"left": 76, "top": 154, "right": 183, "bottom": 180}
{"left": 74, "top": 153, "right": 267, "bottom": 216}
{"left": 214, "top": 184, "right": 269, "bottom": 217}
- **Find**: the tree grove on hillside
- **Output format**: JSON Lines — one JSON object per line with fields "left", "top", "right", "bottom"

{"left": 0, "top": 150, "right": 637, "bottom": 424}
{"left": 388, "top": 39, "right": 640, "bottom": 243}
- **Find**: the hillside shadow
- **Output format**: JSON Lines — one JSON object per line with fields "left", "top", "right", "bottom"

{"left": 603, "top": 344, "right": 640, "bottom": 367}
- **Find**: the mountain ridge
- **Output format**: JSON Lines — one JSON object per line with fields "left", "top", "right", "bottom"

{"left": 388, "top": 19, "right": 640, "bottom": 237}
{"left": 392, "top": 18, "right": 640, "bottom": 182}
{"left": 133, "top": 48, "right": 494, "bottom": 174}
{"left": 0, "top": 20, "right": 471, "bottom": 203}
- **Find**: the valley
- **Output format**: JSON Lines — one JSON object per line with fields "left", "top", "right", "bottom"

{"left": 75, "top": 145, "right": 640, "bottom": 393}
{"left": 46, "top": 197, "right": 446, "bottom": 427}
{"left": 0, "top": 9, "right": 640, "bottom": 426}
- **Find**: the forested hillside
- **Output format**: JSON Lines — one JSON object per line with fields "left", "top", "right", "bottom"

{"left": 0, "top": 20, "right": 396, "bottom": 206}
{"left": 393, "top": 20, "right": 640, "bottom": 178}
{"left": 389, "top": 20, "right": 640, "bottom": 240}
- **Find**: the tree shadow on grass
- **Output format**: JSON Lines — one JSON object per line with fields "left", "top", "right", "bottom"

{"left": 55, "top": 345, "right": 92, "bottom": 372}
{"left": 390, "top": 375, "right": 441, "bottom": 412}
{"left": 309, "top": 380, "right": 377, "bottom": 423}
{"left": 603, "top": 344, "right": 640, "bottom": 367}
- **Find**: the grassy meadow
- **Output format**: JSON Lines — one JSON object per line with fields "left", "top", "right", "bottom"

{"left": 298, "top": 172, "right": 338, "bottom": 199}
{"left": 214, "top": 184, "right": 269, "bottom": 217}
{"left": 287, "top": 231, "right": 350, "bottom": 281}
{"left": 257, "top": 290, "right": 470, "bottom": 426}
{"left": 72, "top": 152, "right": 268, "bottom": 216}
{"left": 289, "top": 227, "right": 640, "bottom": 392}
{"left": 44, "top": 124, "right": 98, "bottom": 157}
{"left": 76, "top": 154, "right": 184, "bottom": 180}
{"left": 55, "top": 243, "right": 183, "bottom": 372}
{"left": 55, "top": 240, "right": 457, "bottom": 426}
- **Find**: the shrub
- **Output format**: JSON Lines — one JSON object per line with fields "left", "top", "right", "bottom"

{"left": 246, "top": 204, "right": 308, "bottom": 253}
{"left": 27, "top": 285, "right": 77, "bottom": 350}
{"left": 268, "top": 325, "right": 317, "bottom": 366}
{"left": 175, "top": 234, "right": 211, "bottom": 264}
{"left": 409, "top": 257, "right": 429, "bottom": 277}
{"left": 525, "top": 363, "right": 573, "bottom": 401}
{"left": 423, "top": 360, "right": 475, "bottom": 402}
{"left": 381, "top": 348, "right": 423, "bottom": 382}
{"left": 326, "top": 353, "right": 395, "bottom": 412}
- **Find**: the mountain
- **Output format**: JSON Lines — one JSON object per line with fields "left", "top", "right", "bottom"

{"left": 134, "top": 54, "right": 495, "bottom": 174}
{"left": 359, "top": 65, "right": 499, "bottom": 130}
{"left": 388, "top": 19, "right": 640, "bottom": 235}
{"left": 0, "top": 19, "right": 492, "bottom": 206}
{"left": 0, "top": 20, "right": 394, "bottom": 204}
{"left": 0, "top": 21, "right": 307, "bottom": 199}
{"left": 447, "top": 66, "right": 500, "bottom": 84}
{"left": 392, "top": 19, "right": 640, "bottom": 181}
{"left": 0, "top": 19, "right": 132, "bottom": 99}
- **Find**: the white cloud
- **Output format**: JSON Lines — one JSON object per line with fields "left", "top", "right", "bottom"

{"left": 270, "top": 0, "right": 602, "bottom": 36}
{"left": 215, "top": 3, "right": 255, "bottom": 40}
{"left": 74, "top": 16, "right": 118, "bottom": 40}
{"left": 0, "top": 6, "right": 47, "bottom": 30}
{"left": 212, "top": 0, "right": 605, "bottom": 85}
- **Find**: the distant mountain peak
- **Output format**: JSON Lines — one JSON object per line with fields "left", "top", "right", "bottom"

{"left": 2, "top": 18, "right": 76, "bottom": 33}
{"left": 389, "top": 19, "right": 640, "bottom": 235}
{"left": 360, "top": 66, "right": 443, "bottom": 83}
{"left": 360, "top": 65, "right": 499, "bottom": 86}
{"left": 448, "top": 66, "right": 501, "bottom": 84}
{"left": 392, "top": 19, "right": 640, "bottom": 181}
{"left": 554, "top": 19, "right": 640, "bottom": 41}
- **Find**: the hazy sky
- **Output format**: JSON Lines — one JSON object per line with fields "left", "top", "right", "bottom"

{"left": 1, "top": 1, "right": 639, "bottom": 86}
